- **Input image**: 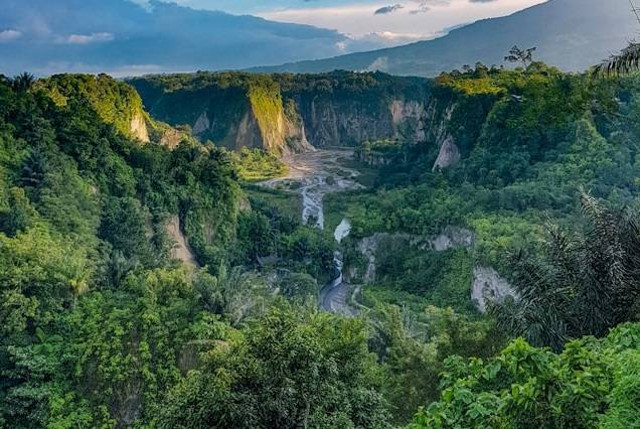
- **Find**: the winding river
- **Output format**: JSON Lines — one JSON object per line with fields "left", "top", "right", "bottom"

{"left": 261, "top": 150, "right": 362, "bottom": 315}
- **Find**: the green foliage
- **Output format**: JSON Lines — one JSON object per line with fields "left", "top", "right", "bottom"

{"left": 410, "top": 323, "right": 640, "bottom": 429}
{"left": 365, "top": 237, "right": 475, "bottom": 313}
{"left": 5, "top": 63, "right": 640, "bottom": 429}
{"left": 36, "top": 74, "right": 147, "bottom": 140}
{"left": 234, "top": 189, "right": 336, "bottom": 282}
{"left": 157, "top": 305, "right": 390, "bottom": 429}
{"left": 493, "top": 195, "right": 640, "bottom": 351}
{"left": 368, "top": 305, "right": 504, "bottom": 424}
{"left": 229, "top": 147, "right": 288, "bottom": 181}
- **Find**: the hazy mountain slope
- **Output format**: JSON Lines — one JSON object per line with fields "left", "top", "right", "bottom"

{"left": 0, "top": 0, "right": 347, "bottom": 75}
{"left": 253, "top": 0, "right": 637, "bottom": 76}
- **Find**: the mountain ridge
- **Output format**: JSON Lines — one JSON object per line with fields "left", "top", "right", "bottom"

{"left": 251, "top": 0, "right": 637, "bottom": 77}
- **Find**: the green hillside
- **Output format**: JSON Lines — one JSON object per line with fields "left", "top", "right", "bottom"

{"left": 4, "top": 60, "right": 640, "bottom": 428}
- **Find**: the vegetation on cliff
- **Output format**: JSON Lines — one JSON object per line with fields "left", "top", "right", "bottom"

{"left": 4, "top": 58, "right": 640, "bottom": 429}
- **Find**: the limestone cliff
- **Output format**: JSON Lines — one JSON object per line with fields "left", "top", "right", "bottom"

{"left": 129, "top": 72, "right": 432, "bottom": 154}
{"left": 130, "top": 111, "right": 150, "bottom": 143}
{"left": 127, "top": 71, "right": 489, "bottom": 166}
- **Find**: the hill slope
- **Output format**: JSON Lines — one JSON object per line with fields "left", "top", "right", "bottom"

{"left": 253, "top": 0, "right": 637, "bottom": 76}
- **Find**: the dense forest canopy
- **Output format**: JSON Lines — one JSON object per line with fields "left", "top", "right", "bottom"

{"left": 3, "top": 59, "right": 640, "bottom": 429}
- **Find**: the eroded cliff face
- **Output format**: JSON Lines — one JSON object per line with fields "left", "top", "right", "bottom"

{"left": 130, "top": 111, "right": 150, "bottom": 143}
{"left": 128, "top": 71, "right": 484, "bottom": 168}
{"left": 288, "top": 96, "right": 434, "bottom": 149}
{"left": 185, "top": 94, "right": 430, "bottom": 154}
{"left": 129, "top": 72, "right": 436, "bottom": 155}
{"left": 190, "top": 102, "right": 308, "bottom": 155}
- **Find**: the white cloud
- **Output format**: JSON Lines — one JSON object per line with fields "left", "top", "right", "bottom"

{"left": 343, "top": 30, "right": 434, "bottom": 51}
{"left": 259, "top": 0, "right": 547, "bottom": 44}
{"left": 0, "top": 29, "right": 22, "bottom": 42}
{"left": 64, "top": 32, "right": 115, "bottom": 45}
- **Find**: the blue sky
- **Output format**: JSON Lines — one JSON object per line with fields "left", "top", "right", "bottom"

{"left": 156, "top": 0, "right": 547, "bottom": 46}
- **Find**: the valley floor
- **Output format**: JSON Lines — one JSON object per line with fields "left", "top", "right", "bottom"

{"left": 259, "top": 149, "right": 364, "bottom": 315}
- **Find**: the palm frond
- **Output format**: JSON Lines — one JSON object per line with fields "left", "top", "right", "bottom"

{"left": 595, "top": 42, "right": 640, "bottom": 76}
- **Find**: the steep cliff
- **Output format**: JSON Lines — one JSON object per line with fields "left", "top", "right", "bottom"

{"left": 129, "top": 71, "right": 434, "bottom": 153}
{"left": 37, "top": 74, "right": 151, "bottom": 143}
{"left": 129, "top": 73, "right": 304, "bottom": 154}
{"left": 37, "top": 74, "right": 193, "bottom": 148}
{"left": 127, "top": 71, "right": 498, "bottom": 171}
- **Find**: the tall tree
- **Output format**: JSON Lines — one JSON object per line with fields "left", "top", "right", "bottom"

{"left": 596, "top": 0, "right": 640, "bottom": 75}
{"left": 492, "top": 194, "right": 640, "bottom": 351}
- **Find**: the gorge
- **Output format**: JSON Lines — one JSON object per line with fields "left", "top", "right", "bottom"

{"left": 5, "top": 61, "right": 640, "bottom": 428}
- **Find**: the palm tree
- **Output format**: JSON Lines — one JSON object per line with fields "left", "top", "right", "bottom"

{"left": 596, "top": 0, "right": 640, "bottom": 75}
{"left": 596, "top": 43, "right": 640, "bottom": 75}
{"left": 492, "top": 193, "right": 640, "bottom": 351}
{"left": 11, "top": 72, "right": 36, "bottom": 93}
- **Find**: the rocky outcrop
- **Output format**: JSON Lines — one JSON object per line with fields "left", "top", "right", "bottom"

{"left": 430, "top": 226, "right": 474, "bottom": 251}
{"left": 192, "top": 111, "right": 211, "bottom": 135}
{"left": 471, "top": 266, "right": 516, "bottom": 313}
{"left": 157, "top": 127, "right": 184, "bottom": 149}
{"left": 166, "top": 215, "right": 198, "bottom": 268}
{"left": 432, "top": 136, "right": 461, "bottom": 171}
{"left": 129, "top": 111, "right": 150, "bottom": 143}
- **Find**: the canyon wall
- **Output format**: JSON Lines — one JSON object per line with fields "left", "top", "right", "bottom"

{"left": 129, "top": 72, "right": 436, "bottom": 154}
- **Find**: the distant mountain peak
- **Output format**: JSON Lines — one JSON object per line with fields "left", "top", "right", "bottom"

{"left": 252, "top": 0, "right": 638, "bottom": 77}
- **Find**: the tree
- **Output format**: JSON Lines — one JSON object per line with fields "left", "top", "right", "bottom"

{"left": 11, "top": 73, "right": 36, "bottom": 93}
{"left": 505, "top": 45, "right": 537, "bottom": 68}
{"left": 492, "top": 194, "right": 640, "bottom": 351}
{"left": 409, "top": 323, "right": 640, "bottom": 429}
{"left": 597, "top": 42, "right": 640, "bottom": 75}
{"left": 157, "top": 305, "right": 390, "bottom": 429}
{"left": 595, "top": 0, "right": 640, "bottom": 75}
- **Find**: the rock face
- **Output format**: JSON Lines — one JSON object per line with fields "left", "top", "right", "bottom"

{"left": 129, "top": 111, "right": 150, "bottom": 143}
{"left": 192, "top": 111, "right": 211, "bottom": 135}
{"left": 430, "top": 226, "right": 474, "bottom": 251}
{"left": 187, "top": 95, "right": 430, "bottom": 153}
{"left": 129, "top": 72, "right": 433, "bottom": 154}
{"left": 471, "top": 266, "right": 516, "bottom": 313}
{"left": 165, "top": 215, "right": 198, "bottom": 268}
{"left": 128, "top": 71, "right": 474, "bottom": 168}
{"left": 432, "top": 136, "right": 461, "bottom": 171}
{"left": 157, "top": 128, "right": 184, "bottom": 150}
{"left": 351, "top": 227, "right": 474, "bottom": 284}
{"left": 391, "top": 100, "right": 427, "bottom": 141}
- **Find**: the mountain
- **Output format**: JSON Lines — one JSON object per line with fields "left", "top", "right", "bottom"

{"left": 253, "top": 0, "right": 638, "bottom": 77}
{"left": 0, "top": 0, "right": 348, "bottom": 76}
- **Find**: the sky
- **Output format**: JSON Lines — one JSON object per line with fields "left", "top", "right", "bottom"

{"left": 0, "top": 0, "right": 554, "bottom": 76}
{"left": 157, "top": 0, "right": 548, "bottom": 46}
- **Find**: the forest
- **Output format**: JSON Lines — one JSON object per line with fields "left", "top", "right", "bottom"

{"left": 2, "top": 57, "right": 640, "bottom": 429}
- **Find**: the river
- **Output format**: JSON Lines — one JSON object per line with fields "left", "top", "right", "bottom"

{"left": 260, "top": 149, "right": 361, "bottom": 315}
